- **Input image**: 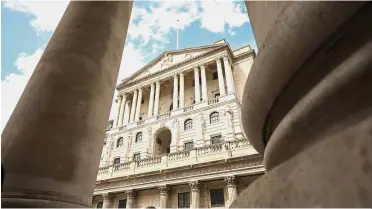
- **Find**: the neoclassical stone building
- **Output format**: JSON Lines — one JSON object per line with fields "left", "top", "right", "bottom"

{"left": 92, "top": 39, "right": 265, "bottom": 208}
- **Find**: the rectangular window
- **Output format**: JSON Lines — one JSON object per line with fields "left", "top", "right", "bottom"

{"left": 210, "top": 188, "right": 225, "bottom": 207}
{"left": 96, "top": 202, "right": 103, "bottom": 208}
{"left": 211, "top": 135, "right": 222, "bottom": 144}
{"left": 178, "top": 192, "right": 190, "bottom": 208}
{"left": 113, "top": 157, "right": 120, "bottom": 165}
{"left": 118, "top": 199, "right": 126, "bottom": 208}
{"left": 184, "top": 142, "right": 194, "bottom": 151}
{"left": 133, "top": 153, "right": 140, "bottom": 161}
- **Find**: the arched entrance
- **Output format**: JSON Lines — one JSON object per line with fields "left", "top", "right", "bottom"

{"left": 153, "top": 128, "right": 172, "bottom": 156}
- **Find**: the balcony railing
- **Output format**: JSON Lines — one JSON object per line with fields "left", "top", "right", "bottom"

{"left": 97, "top": 139, "right": 258, "bottom": 181}
{"left": 208, "top": 97, "right": 219, "bottom": 105}
{"left": 157, "top": 112, "right": 171, "bottom": 120}
{"left": 183, "top": 105, "right": 194, "bottom": 112}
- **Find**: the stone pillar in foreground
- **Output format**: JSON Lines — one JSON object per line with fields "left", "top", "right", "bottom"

{"left": 189, "top": 181, "right": 200, "bottom": 209}
{"left": 125, "top": 190, "right": 136, "bottom": 209}
{"left": 225, "top": 176, "right": 238, "bottom": 207}
{"left": 158, "top": 185, "right": 169, "bottom": 209}
{"left": 1, "top": 1, "right": 133, "bottom": 207}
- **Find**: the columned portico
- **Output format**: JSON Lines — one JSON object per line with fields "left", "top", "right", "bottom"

{"left": 158, "top": 185, "right": 169, "bottom": 209}
{"left": 194, "top": 67, "right": 201, "bottom": 103}
{"left": 130, "top": 89, "right": 138, "bottom": 122}
{"left": 102, "top": 193, "right": 112, "bottom": 209}
{"left": 148, "top": 83, "right": 155, "bottom": 117}
{"left": 118, "top": 94, "right": 127, "bottom": 126}
{"left": 200, "top": 65, "right": 208, "bottom": 101}
{"left": 135, "top": 88, "right": 143, "bottom": 121}
{"left": 189, "top": 181, "right": 200, "bottom": 209}
{"left": 179, "top": 73, "right": 185, "bottom": 108}
{"left": 125, "top": 190, "right": 136, "bottom": 209}
{"left": 154, "top": 81, "right": 161, "bottom": 116}
{"left": 225, "top": 176, "right": 238, "bottom": 207}
{"left": 173, "top": 74, "right": 179, "bottom": 110}
{"left": 223, "top": 56, "right": 235, "bottom": 94}
{"left": 216, "top": 58, "right": 226, "bottom": 96}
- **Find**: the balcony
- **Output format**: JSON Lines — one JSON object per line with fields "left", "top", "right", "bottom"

{"left": 96, "top": 138, "right": 257, "bottom": 181}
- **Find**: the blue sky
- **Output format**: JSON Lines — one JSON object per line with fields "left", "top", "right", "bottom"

{"left": 1, "top": 0, "right": 257, "bottom": 132}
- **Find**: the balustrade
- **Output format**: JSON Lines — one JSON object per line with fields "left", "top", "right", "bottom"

{"left": 227, "top": 138, "right": 252, "bottom": 150}
{"left": 113, "top": 162, "right": 131, "bottom": 171}
{"left": 197, "top": 143, "right": 223, "bottom": 157}
{"left": 168, "top": 150, "right": 190, "bottom": 162}
{"left": 137, "top": 120, "right": 145, "bottom": 126}
{"left": 156, "top": 112, "right": 171, "bottom": 120}
{"left": 98, "top": 166, "right": 110, "bottom": 174}
{"left": 183, "top": 105, "right": 194, "bottom": 112}
{"left": 208, "top": 97, "right": 219, "bottom": 105}
{"left": 136, "top": 156, "right": 162, "bottom": 168}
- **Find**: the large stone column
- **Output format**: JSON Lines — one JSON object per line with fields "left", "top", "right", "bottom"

{"left": 123, "top": 101, "right": 130, "bottom": 125}
{"left": 189, "top": 181, "right": 200, "bottom": 209}
{"left": 158, "top": 185, "right": 169, "bottom": 209}
{"left": 148, "top": 83, "right": 155, "bottom": 117}
{"left": 200, "top": 65, "right": 208, "bottom": 101}
{"left": 125, "top": 190, "right": 136, "bottom": 209}
{"left": 216, "top": 58, "right": 226, "bottom": 96}
{"left": 0, "top": 1, "right": 132, "bottom": 208}
{"left": 223, "top": 56, "right": 235, "bottom": 94}
{"left": 135, "top": 88, "right": 142, "bottom": 121}
{"left": 154, "top": 81, "right": 161, "bottom": 116}
{"left": 102, "top": 193, "right": 112, "bottom": 209}
{"left": 225, "top": 176, "right": 238, "bottom": 207}
{"left": 173, "top": 74, "right": 179, "bottom": 110}
{"left": 179, "top": 72, "right": 185, "bottom": 108}
{"left": 129, "top": 89, "right": 138, "bottom": 123}
{"left": 118, "top": 94, "right": 127, "bottom": 126}
{"left": 194, "top": 67, "right": 201, "bottom": 103}
{"left": 114, "top": 95, "right": 123, "bottom": 127}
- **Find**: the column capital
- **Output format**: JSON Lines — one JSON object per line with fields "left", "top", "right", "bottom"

{"left": 138, "top": 88, "right": 142, "bottom": 93}
{"left": 179, "top": 71, "right": 184, "bottom": 76}
{"left": 102, "top": 193, "right": 112, "bottom": 200}
{"left": 158, "top": 185, "right": 169, "bottom": 195}
{"left": 125, "top": 189, "right": 136, "bottom": 198}
{"left": 156, "top": 80, "right": 161, "bottom": 85}
{"left": 199, "top": 64, "right": 206, "bottom": 70}
{"left": 224, "top": 176, "right": 237, "bottom": 186}
{"left": 189, "top": 181, "right": 200, "bottom": 191}
{"left": 216, "top": 58, "right": 222, "bottom": 63}
{"left": 133, "top": 89, "right": 138, "bottom": 94}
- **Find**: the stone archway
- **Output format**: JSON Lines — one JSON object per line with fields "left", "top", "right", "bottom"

{"left": 153, "top": 128, "right": 172, "bottom": 156}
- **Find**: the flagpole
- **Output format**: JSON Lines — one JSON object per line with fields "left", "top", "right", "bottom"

{"left": 177, "top": 19, "right": 179, "bottom": 50}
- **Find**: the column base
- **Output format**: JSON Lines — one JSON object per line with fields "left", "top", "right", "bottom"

{"left": 1, "top": 197, "right": 89, "bottom": 208}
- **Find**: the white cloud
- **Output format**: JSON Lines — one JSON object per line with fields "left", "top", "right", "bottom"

{"left": 1, "top": 48, "right": 44, "bottom": 132}
{"left": 3, "top": 0, "right": 69, "bottom": 34}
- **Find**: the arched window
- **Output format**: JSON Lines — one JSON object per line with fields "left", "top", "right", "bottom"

{"left": 184, "top": 119, "right": 193, "bottom": 131}
{"left": 116, "top": 137, "right": 123, "bottom": 147}
{"left": 210, "top": 112, "right": 219, "bottom": 124}
{"left": 135, "top": 132, "right": 142, "bottom": 143}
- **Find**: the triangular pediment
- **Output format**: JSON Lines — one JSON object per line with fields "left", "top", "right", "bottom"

{"left": 121, "top": 43, "right": 226, "bottom": 85}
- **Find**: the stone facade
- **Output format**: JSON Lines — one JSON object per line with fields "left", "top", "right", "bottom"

{"left": 93, "top": 39, "right": 264, "bottom": 208}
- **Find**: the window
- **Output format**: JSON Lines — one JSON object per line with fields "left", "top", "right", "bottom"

{"left": 178, "top": 192, "right": 190, "bottom": 208}
{"left": 210, "top": 112, "right": 220, "bottom": 124}
{"left": 211, "top": 135, "right": 222, "bottom": 144}
{"left": 213, "top": 72, "right": 218, "bottom": 80}
{"left": 141, "top": 97, "right": 145, "bottom": 104}
{"left": 113, "top": 157, "right": 120, "bottom": 165}
{"left": 135, "top": 132, "right": 142, "bottom": 143}
{"left": 116, "top": 137, "right": 123, "bottom": 147}
{"left": 184, "top": 142, "right": 194, "bottom": 151}
{"left": 118, "top": 199, "right": 126, "bottom": 208}
{"left": 133, "top": 153, "right": 140, "bottom": 161}
{"left": 210, "top": 188, "right": 225, "bottom": 207}
{"left": 184, "top": 119, "right": 193, "bottom": 131}
{"left": 96, "top": 202, "right": 103, "bottom": 208}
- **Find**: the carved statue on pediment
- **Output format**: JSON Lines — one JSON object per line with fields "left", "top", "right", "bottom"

{"left": 161, "top": 53, "right": 173, "bottom": 68}
{"left": 185, "top": 53, "right": 193, "bottom": 59}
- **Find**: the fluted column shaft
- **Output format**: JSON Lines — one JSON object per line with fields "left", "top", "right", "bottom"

{"left": 154, "top": 81, "right": 160, "bottom": 116}
{"left": 189, "top": 181, "right": 200, "bottom": 209}
{"left": 200, "top": 65, "right": 208, "bottom": 101}
{"left": 0, "top": 1, "right": 133, "bottom": 207}
{"left": 129, "top": 90, "right": 137, "bottom": 122}
{"left": 118, "top": 94, "right": 126, "bottom": 126}
{"left": 223, "top": 56, "right": 235, "bottom": 94}
{"left": 216, "top": 58, "right": 226, "bottom": 96}
{"left": 179, "top": 73, "right": 185, "bottom": 108}
{"left": 114, "top": 96, "right": 123, "bottom": 127}
{"left": 125, "top": 190, "right": 136, "bottom": 209}
{"left": 173, "top": 74, "right": 179, "bottom": 110}
{"left": 225, "top": 176, "right": 238, "bottom": 206}
{"left": 194, "top": 67, "right": 201, "bottom": 103}
{"left": 123, "top": 101, "right": 130, "bottom": 125}
{"left": 135, "top": 88, "right": 142, "bottom": 121}
{"left": 158, "top": 185, "right": 169, "bottom": 209}
{"left": 102, "top": 193, "right": 112, "bottom": 209}
{"left": 148, "top": 83, "right": 155, "bottom": 117}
